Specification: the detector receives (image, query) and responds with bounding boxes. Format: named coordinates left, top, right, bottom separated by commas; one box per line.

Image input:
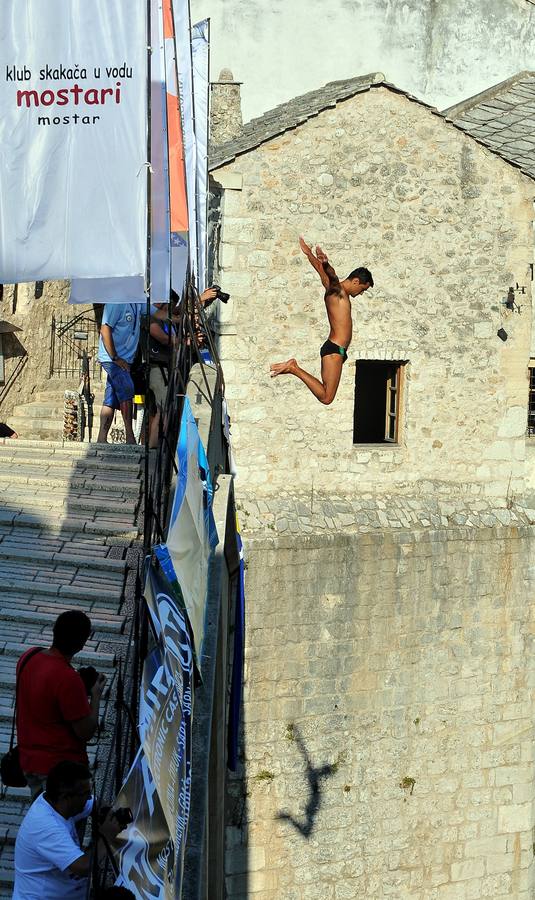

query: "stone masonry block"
left=498, top=803, right=532, bottom=833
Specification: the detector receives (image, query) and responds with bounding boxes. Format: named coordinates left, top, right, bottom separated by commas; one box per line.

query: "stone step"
left=1, top=576, right=122, bottom=605
left=0, top=438, right=144, bottom=458
left=0, top=571, right=124, bottom=594
left=6, top=426, right=67, bottom=442
left=0, top=615, right=126, bottom=648
left=0, top=607, right=125, bottom=635
left=0, top=640, right=116, bottom=669
left=0, top=514, right=140, bottom=544
left=0, top=594, right=125, bottom=621
left=10, top=398, right=106, bottom=419
left=0, top=796, right=31, bottom=831
left=1, top=586, right=122, bottom=611
left=0, top=470, right=141, bottom=496
left=0, top=448, right=143, bottom=475
left=34, top=383, right=105, bottom=399
left=0, top=532, right=116, bottom=556
left=9, top=415, right=74, bottom=431
left=0, top=872, right=14, bottom=894
left=0, top=545, right=126, bottom=572
left=0, top=487, right=139, bottom=516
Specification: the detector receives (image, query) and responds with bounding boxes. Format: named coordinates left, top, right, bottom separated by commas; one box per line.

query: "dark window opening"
left=528, top=368, right=535, bottom=436
left=353, top=360, right=405, bottom=444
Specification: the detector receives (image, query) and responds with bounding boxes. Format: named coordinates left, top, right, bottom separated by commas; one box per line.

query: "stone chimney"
left=210, top=68, right=243, bottom=145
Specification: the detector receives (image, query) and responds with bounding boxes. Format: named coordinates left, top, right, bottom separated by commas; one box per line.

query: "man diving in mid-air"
left=270, top=237, right=373, bottom=404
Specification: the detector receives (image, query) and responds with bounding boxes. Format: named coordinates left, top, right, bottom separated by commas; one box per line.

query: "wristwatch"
left=112, top=355, right=118, bottom=361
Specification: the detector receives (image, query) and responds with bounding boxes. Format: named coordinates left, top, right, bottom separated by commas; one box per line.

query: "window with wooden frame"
left=353, top=360, right=406, bottom=444
left=528, top=367, right=535, bottom=436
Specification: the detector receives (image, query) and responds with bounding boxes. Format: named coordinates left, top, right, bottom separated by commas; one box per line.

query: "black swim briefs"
left=320, top=339, right=348, bottom=363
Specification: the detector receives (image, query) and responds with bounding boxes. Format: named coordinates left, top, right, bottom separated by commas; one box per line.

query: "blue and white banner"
left=142, top=552, right=193, bottom=875
left=0, top=0, right=148, bottom=283
left=166, top=397, right=218, bottom=664
left=113, top=748, right=175, bottom=898
left=114, top=549, right=194, bottom=898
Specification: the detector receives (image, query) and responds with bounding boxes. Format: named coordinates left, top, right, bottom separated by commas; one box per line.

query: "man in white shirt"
left=13, top=760, right=126, bottom=900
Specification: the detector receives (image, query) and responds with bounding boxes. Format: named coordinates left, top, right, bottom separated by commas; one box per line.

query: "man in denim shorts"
left=97, top=303, right=141, bottom=444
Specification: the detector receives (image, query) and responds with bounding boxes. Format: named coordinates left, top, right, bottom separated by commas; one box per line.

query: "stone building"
left=445, top=70, right=535, bottom=501
left=209, top=74, right=534, bottom=502
left=208, top=76, right=535, bottom=899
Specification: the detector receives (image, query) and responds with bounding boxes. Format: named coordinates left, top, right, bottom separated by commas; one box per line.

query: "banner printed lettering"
left=141, top=554, right=194, bottom=890
left=0, top=1, right=147, bottom=282
left=113, top=748, right=175, bottom=899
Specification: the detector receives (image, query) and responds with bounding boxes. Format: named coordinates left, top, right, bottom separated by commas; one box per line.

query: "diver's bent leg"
left=270, top=355, right=343, bottom=405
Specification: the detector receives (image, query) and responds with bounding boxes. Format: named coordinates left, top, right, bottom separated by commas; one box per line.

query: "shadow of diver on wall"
left=276, top=724, right=337, bottom=839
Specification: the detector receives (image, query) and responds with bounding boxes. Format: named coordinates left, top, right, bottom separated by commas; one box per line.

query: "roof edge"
left=443, top=70, right=535, bottom=118
left=209, top=75, right=535, bottom=183
left=209, top=72, right=385, bottom=171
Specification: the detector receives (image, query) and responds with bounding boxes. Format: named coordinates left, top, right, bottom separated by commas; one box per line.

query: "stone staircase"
left=7, top=382, right=106, bottom=442
left=0, top=437, right=144, bottom=897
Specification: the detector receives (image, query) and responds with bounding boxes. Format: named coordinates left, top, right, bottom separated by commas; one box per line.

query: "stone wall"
left=526, top=441, right=535, bottom=498
left=0, top=281, right=92, bottom=420
left=191, top=0, right=535, bottom=121
left=211, top=86, right=533, bottom=500
left=227, top=521, right=535, bottom=899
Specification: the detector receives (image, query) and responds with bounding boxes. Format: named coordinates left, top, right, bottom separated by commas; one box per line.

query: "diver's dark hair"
left=347, top=267, right=373, bottom=287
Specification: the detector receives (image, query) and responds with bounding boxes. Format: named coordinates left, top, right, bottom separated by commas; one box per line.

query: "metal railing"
left=49, top=311, right=102, bottom=380
left=88, top=282, right=229, bottom=895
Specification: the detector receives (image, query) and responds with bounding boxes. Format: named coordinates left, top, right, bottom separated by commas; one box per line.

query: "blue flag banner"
left=114, top=552, right=195, bottom=898
left=113, top=747, right=176, bottom=898
left=166, top=397, right=218, bottom=665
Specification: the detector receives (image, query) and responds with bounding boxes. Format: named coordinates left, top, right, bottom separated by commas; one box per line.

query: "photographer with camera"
left=13, top=760, right=129, bottom=900
left=146, top=286, right=227, bottom=446
left=16, top=610, right=106, bottom=801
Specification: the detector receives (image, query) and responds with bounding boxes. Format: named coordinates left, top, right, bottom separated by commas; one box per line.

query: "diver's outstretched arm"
left=315, top=245, right=341, bottom=296
left=299, top=236, right=331, bottom=289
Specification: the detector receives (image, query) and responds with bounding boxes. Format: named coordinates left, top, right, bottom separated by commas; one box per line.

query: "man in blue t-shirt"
left=97, top=303, right=141, bottom=444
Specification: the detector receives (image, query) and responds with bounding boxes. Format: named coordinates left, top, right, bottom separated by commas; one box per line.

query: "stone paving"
left=0, top=438, right=144, bottom=897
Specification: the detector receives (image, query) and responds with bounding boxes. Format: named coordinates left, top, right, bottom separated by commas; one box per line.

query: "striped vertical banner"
left=163, top=0, right=189, bottom=297
left=150, top=0, right=171, bottom=303
left=173, top=0, right=198, bottom=286
left=192, top=19, right=209, bottom=293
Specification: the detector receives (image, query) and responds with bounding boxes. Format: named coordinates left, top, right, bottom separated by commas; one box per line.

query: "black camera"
left=78, top=666, right=98, bottom=694
left=98, top=805, right=133, bottom=831
left=113, top=807, right=134, bottom=830
left=212, top=284, right=230, bottom=304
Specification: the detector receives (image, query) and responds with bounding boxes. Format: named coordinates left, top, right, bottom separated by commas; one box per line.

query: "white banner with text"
left=0, top=0, right=148, bottom=283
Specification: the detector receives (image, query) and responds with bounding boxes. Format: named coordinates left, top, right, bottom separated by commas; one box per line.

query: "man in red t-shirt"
left=16, top=610, right=107, bottom=800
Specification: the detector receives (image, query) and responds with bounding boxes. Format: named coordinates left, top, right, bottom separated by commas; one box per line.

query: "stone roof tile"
left=445, top=71, right=535, bottom=179
left=210, top=72, right=386, bottom=169
left=210, top=72, right=535, bottom=182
